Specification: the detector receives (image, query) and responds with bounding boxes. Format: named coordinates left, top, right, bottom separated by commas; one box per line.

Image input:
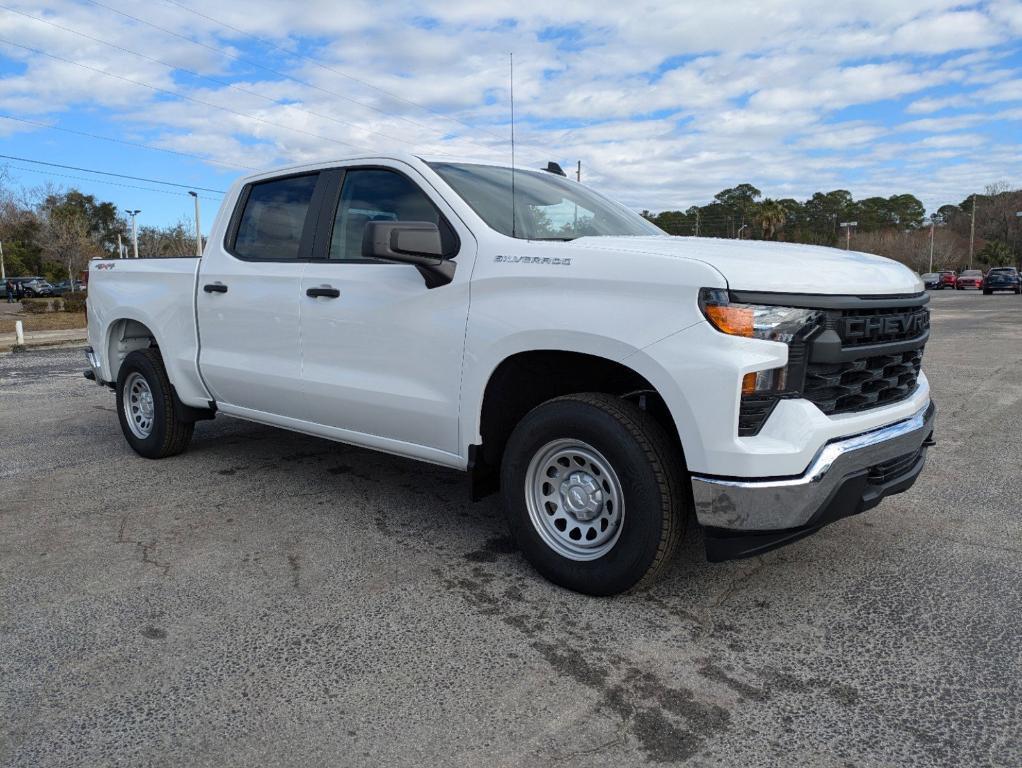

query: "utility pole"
left=968, top=196, right=976, bottom=269
left=116, top=233, right=123, bottom=259
left=127, top=210, right=141, bottom=259
left=695, top=209, right=700, bottom=237
left=840, top=221, right=858, bottom=250
left=928, top=219, right=935, bottom=273
left=188, top=192, right=203, bottom=257
left=576, top=160, right=581, bottom=182
left=1016, top=211, right=1022, bottom=270
left=0, top=239, right=5, bottom=280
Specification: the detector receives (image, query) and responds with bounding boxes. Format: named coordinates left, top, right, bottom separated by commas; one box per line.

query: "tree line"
left=2, top=172, right=1020, bottom=281
left=0, top=177, right=199, bottom=283
left=641, top=182, right=1022, bottom=273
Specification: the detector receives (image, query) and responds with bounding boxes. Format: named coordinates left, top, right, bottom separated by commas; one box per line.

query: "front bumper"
left=692, top=401, right=935, bottom=561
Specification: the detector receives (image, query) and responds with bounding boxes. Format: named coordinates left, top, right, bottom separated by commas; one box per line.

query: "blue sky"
left=1, top=0, right=1021, bottom=232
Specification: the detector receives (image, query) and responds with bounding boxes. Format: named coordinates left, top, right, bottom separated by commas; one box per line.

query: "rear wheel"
left=984, top=289, right=992, bottom=295
left=500, top=393, right=686, bottom=595
left=116, top=348, right=194, bottom=459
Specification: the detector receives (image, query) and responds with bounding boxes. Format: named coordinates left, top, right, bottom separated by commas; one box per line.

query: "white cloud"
left=0, top=0, right=1019, bottom=217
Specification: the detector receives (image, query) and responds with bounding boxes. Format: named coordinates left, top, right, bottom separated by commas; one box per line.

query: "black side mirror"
left=362, top=221, right=456, bottom=289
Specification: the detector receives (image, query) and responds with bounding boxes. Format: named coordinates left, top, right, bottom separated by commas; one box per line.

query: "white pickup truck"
left=86, top=153, right=935, bottom=595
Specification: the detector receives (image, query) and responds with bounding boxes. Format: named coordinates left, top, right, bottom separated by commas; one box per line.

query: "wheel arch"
left=104, top=316, right=159, bottom=383
left=468, top=346, right=687, bottom=499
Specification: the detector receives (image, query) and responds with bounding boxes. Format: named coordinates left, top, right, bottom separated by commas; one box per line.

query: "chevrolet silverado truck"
left=85, top=154, right=935, bottom=595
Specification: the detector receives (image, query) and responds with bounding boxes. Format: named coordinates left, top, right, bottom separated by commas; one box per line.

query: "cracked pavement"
left=1, top=291, right=1020, bottom=767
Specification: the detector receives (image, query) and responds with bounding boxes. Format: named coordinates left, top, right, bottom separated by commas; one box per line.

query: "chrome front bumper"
left=692, top=402, right=935, bottom=546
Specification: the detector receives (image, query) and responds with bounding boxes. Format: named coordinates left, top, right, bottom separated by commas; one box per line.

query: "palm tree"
left=758, top=199, right=787, bottom=240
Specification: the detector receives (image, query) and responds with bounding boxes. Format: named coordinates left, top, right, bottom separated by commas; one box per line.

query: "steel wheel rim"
left=123, top=372, right=155, bottom=439
left=524, top=439, right=625, bottom=561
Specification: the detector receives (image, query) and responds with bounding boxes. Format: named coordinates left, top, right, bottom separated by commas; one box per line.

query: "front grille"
left=733, top=292, right=929, bottom=435
left=803, top=347, right=923, bottom=415
left=867, top=447, right=924, bottom=485
left=836, top=306, right=929, bottom=347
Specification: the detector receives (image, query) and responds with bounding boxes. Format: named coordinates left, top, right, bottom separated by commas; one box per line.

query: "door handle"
left=203, top=283, right=228, bottom=294
left=306, top=286, right=340, bottom=299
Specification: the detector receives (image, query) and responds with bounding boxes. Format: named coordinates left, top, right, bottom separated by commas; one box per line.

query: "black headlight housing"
left=699, top=288, right=823, bottom=436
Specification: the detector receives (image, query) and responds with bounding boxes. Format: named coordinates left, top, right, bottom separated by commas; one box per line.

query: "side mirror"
left=362, top=221, right=456, bottom=289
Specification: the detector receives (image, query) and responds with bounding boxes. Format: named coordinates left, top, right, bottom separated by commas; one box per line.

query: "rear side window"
left=232, top=174, right=318, bottom=260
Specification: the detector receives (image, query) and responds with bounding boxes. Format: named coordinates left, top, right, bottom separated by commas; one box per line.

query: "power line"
left=0, top=3, right=429, bottom=152
left=158, top=0, right=505, bottom=141
left=82, top=0, right=497, bottom=148
left=0, top=113, right=260, bottom=171
left=0, top=154, right=225, bottom=192
left=2, top=164, right=222, bottom=200
left=0, top=37, right=371, bottom=153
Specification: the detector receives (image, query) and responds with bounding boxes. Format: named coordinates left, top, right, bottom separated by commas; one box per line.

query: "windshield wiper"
left=529, top=236, right=578, bottom=241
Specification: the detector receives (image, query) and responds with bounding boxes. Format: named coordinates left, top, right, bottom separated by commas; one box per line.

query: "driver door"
left=298, top=163, right=473, bottom=458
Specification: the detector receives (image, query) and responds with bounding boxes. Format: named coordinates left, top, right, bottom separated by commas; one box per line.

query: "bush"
left=62, top=292, right=87, bottom=313
left=21, top=298, right=53, bottom=314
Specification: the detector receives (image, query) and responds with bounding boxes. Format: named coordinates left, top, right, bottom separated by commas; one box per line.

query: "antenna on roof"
left=509, top=52, right=517, bottom=239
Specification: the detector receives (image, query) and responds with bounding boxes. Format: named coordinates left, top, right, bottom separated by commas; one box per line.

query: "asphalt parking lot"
left=1, top=290, right=1019, bottom=767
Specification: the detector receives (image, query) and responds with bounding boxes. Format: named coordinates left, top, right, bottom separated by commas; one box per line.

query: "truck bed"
left=86, top=258, right=210, bottom=407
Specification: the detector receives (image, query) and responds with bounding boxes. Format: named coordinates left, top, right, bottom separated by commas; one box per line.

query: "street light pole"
left=968, top=196, right=976, bottom=269
left=126, top=210, right=141, bottom=259
left=928, top=219, right=935, bottom=273
left=188, top=192, right=202, bottom=258
left=0, top=239, right=5, bottom=280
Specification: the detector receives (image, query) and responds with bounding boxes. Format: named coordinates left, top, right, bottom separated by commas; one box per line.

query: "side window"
left=232, top=174, right=318, bottom=260
left=328, top=169, right=455, bottom=261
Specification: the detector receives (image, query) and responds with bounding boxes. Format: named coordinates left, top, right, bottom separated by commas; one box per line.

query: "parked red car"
left=938, top=270, right=957, bottom=289
left=956, top=269, right=984, bottom=290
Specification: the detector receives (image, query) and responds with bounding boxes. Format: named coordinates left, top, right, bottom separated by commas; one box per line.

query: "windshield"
left=428, top=162, right=663, bottom=240
left=922, top=273, right=937, bottom=280
left=962, top=270, right=982, bottom=277
left=989, top=268, right=1016, bottom=275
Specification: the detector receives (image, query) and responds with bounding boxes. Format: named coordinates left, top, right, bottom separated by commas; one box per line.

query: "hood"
left=566, top=236, right=924, bottom=296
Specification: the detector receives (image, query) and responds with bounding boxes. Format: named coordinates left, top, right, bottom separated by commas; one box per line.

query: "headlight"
left=699, top=288, right=823, bottom=436
left=698, top=288, right=821, bottom=344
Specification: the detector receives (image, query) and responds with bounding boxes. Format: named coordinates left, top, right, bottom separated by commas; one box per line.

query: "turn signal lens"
left=742, top=368, right=787, bottom=395
left=741, top=372, right=757, bottom=395
left=704, top=305, right=754, bottom=338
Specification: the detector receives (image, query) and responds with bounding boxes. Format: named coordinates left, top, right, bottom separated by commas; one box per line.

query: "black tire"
left=500, top=393, right=687, bottom=596
left=116, top=348, right=194, bottom=459
left=984, top=290, right=992, bottom=295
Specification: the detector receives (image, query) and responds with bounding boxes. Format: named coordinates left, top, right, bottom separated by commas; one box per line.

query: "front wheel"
left=500, top=393, right=686, bottom=595
left=116, top=348, right=194, bottom=459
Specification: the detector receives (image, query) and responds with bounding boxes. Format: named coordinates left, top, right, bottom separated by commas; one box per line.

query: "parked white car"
left=86, top=153, right=935, bottom=594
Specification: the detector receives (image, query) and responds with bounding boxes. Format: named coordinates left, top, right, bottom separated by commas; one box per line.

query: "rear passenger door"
left=197, top=172, right=326, bottom=418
